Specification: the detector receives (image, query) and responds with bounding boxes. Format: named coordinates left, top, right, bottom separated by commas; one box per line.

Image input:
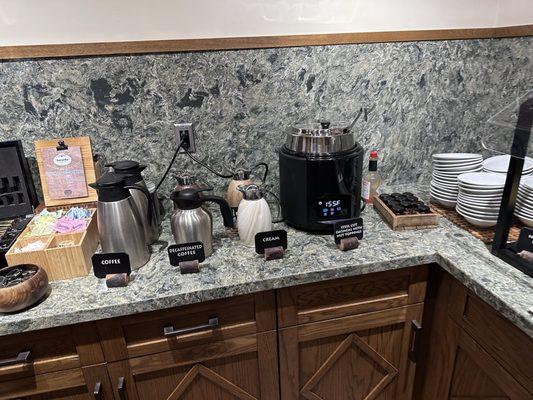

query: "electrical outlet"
left=174, top=123, right=196, bottom=153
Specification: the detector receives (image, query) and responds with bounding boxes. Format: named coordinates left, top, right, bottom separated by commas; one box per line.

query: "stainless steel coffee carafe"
left=170, top=187, right=234, bottom=257
left=89, top=172, right=152, bottom=269
left=107, top=160, right=161, bottom=244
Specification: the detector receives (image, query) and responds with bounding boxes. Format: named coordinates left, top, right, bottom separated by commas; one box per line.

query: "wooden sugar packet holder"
left=6, top=137, right=100, bottom=281
left=5, top=205, right=98, bottom=281
left=372, top=195, right=440, bottom=231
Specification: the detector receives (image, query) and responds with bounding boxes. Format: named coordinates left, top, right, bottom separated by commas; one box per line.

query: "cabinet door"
left=0, top=364, right=113, bottom=400
left=447, top=329, right=531, bottom=400
left=279, top=304, right=423, bottom=400
left=107, top=331, right=279, bottom=400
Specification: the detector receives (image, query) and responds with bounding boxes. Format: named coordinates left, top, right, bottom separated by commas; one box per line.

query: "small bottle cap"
left=370, top=150, right=378, bottom=159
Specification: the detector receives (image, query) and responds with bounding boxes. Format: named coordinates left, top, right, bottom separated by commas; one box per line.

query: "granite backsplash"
left=0, top=36, right=531, bottom=203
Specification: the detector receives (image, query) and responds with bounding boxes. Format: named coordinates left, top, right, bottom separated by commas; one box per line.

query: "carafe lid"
left=106, top=160, right=146, bottom=184
left=171, top=187, right=212, bottom=210
left=237, top=184, right=264, bottom=200
left=174, top=172, right=197, bottom=186
left=89, top=172, right=130, bottom=202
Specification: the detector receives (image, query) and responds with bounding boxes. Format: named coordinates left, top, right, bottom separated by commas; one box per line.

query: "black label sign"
left=92, top=252, right=131, bottom=278
left=168, top=242, right=205, bottom=266
left=516, top=227, right=533, bottom=252
left=255, top=230, right=288, bottom=254
left=334, top=218, right=364, bottom=244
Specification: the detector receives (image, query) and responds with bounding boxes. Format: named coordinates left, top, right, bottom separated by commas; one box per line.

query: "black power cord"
left=183, top=147, right=234, bottom=178
left=155, top=137, right=185, bottom=192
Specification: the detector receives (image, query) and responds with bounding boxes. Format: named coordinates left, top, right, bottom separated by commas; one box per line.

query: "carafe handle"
left=262, top=188, right=283, bottom=223
left=200, top=195, right=235, bottom=228
left=125, top=184, right=154, bottom=224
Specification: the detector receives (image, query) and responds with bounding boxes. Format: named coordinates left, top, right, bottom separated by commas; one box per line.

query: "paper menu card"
left=40, top=146, right=88, bottom=200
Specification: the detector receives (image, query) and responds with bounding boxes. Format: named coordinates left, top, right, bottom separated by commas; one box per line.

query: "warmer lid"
left=285, top=120, right=357, bottom=155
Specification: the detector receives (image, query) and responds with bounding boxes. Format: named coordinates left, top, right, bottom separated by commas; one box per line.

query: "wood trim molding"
left=1, top=24, right=532, bottom=60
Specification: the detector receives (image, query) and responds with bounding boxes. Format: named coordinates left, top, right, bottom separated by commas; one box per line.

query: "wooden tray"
left=373, top=195, right=440, bottom=230
left=430, top=202, right=522, bottom=244
left=5, top=208, right=98, bottom=281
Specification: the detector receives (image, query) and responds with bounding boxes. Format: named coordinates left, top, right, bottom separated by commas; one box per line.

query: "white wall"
left=0, top=0, right=532, bottom=46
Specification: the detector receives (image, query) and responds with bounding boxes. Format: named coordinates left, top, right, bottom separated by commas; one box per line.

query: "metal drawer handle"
left=408, top=320, right=422, bottom=362
left=164, top=316, right=219, bottom=337
left=117, top=376, right=126, bottom=400
left=93, top=381, right=102, bottom=400
left=0, top=350, right=31, bottom=367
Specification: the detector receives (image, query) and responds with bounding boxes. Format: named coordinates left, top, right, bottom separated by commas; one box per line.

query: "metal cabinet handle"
left=164, top=316, right=219, bottom=337
left=408, top=320, right=422, bottom=362
left=93, top=381, right=102, bottom=400
left=0, top=350, right=31, bottom=367
left=117, top=376, right=126, bottom=400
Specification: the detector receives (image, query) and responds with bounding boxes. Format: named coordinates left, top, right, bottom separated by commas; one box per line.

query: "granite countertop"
left=1, top=187, right=532, bottom=339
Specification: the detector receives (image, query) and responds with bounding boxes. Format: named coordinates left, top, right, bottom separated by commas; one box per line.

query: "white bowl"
left=434, top=162, right=483, bottom=172
left=459, top=187, right=504, bottom=196
left=517, top=214, right=533, bottom=227
left=433, top=153, right=483, bottom=161
left=457, top=196, right=502, bottom=208
left=483, top=155, right=533, bottom=174
left=430, top=189, right=457, bottom=201
left=430, top=195, right=456, bottom=209
left=460, top=213, right=498, bottom=228
left=456, top=204, right=499, bottom=219
left=457, top=201, right=500, bottom=214
left=457, top=172, right=506, bottom=187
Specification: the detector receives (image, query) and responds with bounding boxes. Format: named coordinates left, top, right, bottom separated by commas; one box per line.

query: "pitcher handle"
left=125, top=184, right=154, bottom=224
left=262, top=188, right=283, bottom=223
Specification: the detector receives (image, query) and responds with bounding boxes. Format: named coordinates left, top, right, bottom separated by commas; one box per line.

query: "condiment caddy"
left=5, top=206, right=98, bottom=281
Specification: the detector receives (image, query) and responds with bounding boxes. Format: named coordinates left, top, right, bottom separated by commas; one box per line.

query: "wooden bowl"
left=0, top=264, right=49, bottom=313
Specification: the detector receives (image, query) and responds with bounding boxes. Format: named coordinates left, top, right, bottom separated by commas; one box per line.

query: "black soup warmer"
left=279, top=121, right=364, bottom=232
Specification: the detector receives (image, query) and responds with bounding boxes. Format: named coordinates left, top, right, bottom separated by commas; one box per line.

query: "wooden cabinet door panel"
left=447, top=330, right=532, bottom=400
left=107, top=331, right=279, bottom=400
left=0, top=364, right=113, bottom=400
left=279, top=305, right=423, bottom=400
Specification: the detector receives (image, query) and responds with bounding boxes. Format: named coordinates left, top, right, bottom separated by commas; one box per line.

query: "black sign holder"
left=255, top=230, right=288, bottom=261
left=334, top=218, right=363, bottom=251
left=492, top=97, right=533, bottom=277
left=92, top=252, right=132, bottom=288
left=168, top=242, right=205, bottom=274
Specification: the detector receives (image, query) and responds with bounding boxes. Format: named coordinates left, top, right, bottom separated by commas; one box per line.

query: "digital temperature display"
left=316, top=196, right=350, bottom=220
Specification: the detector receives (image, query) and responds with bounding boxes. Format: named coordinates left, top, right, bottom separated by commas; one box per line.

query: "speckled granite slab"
left=0, top=186, right=531, bottom=339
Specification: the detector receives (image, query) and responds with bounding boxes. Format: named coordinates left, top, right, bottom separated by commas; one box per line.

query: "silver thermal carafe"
left=89, top=172, right=152, bottom=269
left=170, top=188, right=234, bottom=258
left=106, top=160, right=161, bottom=244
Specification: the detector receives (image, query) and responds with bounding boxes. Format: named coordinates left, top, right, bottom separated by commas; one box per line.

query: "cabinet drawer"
left=277, top=266, right=428, bottom=327
left=0, top=323, right=103, bottom=383
left=107, top=331, right=279, bottom=400
left=449, top=283, right=533, bottom=395
left=97, top=291, right=276, bottom=361
left=0, top=364, right=113, bottom=400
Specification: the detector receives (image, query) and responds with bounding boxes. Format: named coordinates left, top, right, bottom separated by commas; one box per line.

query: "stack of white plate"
left=430, top=153, right=483, bottom=208
left=456, top=172, right=506, bottom=228
left=516, top=175, right=533, bottom=227
left=483, top=155, right=533, bottom=175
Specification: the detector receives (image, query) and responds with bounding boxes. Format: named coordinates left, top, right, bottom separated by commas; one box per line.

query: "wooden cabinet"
left=279, top=305, right=424, bottom=400
left=0, top=364, right=114, bottom=400
left=3, top=265, right=533, bottom=400
left=106, top=332, right=279, bottom=399
left=277, top=267, right=428, bottom=400
left=417, top=270, right=533, bottom=400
